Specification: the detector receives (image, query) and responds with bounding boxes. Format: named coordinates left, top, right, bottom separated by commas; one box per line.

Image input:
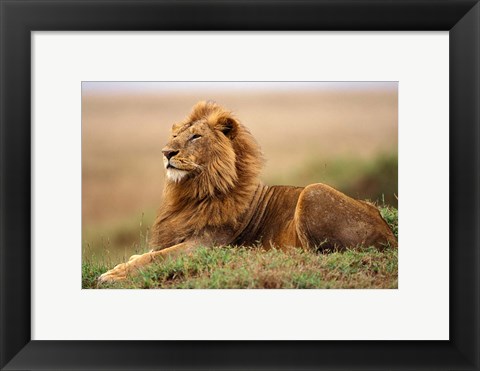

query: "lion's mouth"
left=166, top=160, right=183, bottom=170
left=164, top=158, right=199, bottom=173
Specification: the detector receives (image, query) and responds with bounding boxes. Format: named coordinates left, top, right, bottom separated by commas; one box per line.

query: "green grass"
left=267, top=153, right=398, bottom=208
left=84, top=205, right=398, bottom=289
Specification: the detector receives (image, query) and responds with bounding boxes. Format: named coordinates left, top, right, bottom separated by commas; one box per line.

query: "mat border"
left=1, top=1, right=479, bottom=370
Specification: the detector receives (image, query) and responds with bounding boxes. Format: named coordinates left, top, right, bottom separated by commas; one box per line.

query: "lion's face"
left=162, top=121, right=218, bottom=182
left=162, top=102, right=238, bottom=185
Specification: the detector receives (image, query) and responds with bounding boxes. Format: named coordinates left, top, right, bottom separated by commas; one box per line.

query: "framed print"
left=1, top=1, right=479, bottom=370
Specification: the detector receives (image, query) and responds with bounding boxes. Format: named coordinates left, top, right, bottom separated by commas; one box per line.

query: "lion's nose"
left=162, top=149, right=179, bottom=160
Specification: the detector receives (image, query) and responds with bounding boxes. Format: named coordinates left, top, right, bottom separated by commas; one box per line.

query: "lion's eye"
left=190, top=134, right=202, bottom=141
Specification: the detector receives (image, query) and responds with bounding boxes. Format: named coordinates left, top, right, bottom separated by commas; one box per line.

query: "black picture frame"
left=1, top=1, right=479, bottom=370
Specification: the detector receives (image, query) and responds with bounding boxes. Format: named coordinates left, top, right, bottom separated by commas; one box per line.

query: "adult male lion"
left=99, top=101, right=397, bottom=283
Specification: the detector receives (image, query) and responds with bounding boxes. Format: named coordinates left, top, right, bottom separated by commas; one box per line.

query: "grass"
left=84, top=205, right=398, bottom=289
left=267, top=153, right=398, bottom=208
left=82, top=210, right=155, bottom=263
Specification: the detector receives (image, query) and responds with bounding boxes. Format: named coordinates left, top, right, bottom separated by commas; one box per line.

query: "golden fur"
left=99, top=101, right=397, bottom=283
left=150, top=101, right=264, bottom=248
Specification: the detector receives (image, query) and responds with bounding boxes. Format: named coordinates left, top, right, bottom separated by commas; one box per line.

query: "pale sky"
left=82, top=81, right=398, bottom=94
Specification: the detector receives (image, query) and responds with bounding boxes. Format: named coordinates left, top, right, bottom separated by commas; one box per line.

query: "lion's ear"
left=216, top=116, right=238, bottom=140
left=201, top=102, right=239, bottom=140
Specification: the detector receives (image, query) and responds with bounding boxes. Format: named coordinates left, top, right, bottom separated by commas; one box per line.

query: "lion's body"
left=99, top=101, right=396, bottom=283
left=151, top=181, right=396, bottom=252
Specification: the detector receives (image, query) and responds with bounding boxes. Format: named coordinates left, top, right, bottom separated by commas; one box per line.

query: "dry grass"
left=82, top=89, right=397, bottom=223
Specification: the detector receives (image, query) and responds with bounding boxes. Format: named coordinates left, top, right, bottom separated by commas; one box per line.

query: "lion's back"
left=233, top=185, right=304, bottom=249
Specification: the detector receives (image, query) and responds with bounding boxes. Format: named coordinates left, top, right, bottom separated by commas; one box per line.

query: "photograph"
left=82, top=81, right=398, bottom=289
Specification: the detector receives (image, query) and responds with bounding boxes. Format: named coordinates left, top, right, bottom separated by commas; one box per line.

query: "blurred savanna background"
left=83, top=82, right=398, bottom=289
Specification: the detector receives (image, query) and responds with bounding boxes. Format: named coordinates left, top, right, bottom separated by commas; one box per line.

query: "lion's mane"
left=150, top=101, right=264, bottom=248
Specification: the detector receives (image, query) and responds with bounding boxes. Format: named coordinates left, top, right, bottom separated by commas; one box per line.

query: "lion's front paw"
left=97, top=252, right=154, bottom=286
left=97, top=262, right=129, bottom=284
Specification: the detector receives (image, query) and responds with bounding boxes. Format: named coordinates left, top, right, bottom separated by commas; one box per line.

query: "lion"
left=98, top=101, right=397, bottom=283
